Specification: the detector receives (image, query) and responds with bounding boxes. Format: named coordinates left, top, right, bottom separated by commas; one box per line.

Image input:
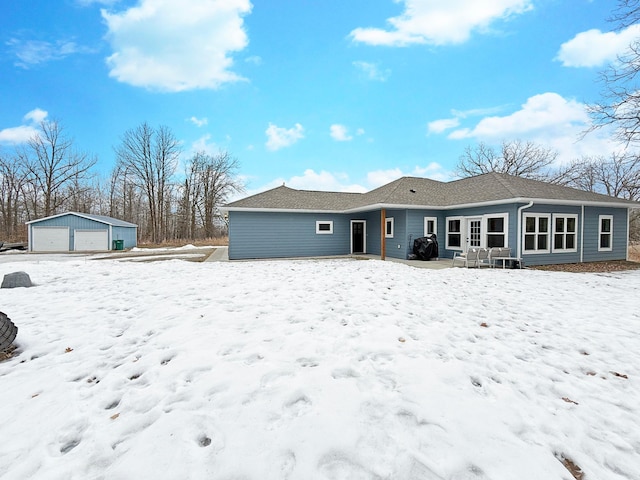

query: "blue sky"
left=1, top=0, right=636, bottom=196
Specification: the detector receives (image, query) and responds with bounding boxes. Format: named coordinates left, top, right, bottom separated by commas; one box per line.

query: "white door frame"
left=465, top=217, right=483, bottom=249
left=350, top=220, right=366, bottom=254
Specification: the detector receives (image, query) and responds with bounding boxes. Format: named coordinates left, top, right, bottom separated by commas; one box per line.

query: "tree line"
left=0, top=120, right=243, bottom=243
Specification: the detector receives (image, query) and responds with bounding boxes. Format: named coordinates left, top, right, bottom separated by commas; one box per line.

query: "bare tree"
left=180, top=151, right=243, bottom=239
left=0, top=151, right=29, bottom=240
left=114, top=123, right=180, bottom=243
left=562, top=152, right=640, bottom=200
left=456, top=140, right=559, bottom=180
left=588, top=1, right=640, bottom=145
left=19, top=120, right=97, bottom=217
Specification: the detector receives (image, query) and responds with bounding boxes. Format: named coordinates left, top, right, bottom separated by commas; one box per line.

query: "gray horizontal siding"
left=229, top=211, right=351, bottom=260
left=582, top=206, right=628, bottom=262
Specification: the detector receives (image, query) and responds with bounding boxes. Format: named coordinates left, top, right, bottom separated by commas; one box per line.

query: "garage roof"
left=26, top=212, right=138, bottom=227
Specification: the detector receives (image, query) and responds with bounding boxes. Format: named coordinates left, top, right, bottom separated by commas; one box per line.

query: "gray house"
left=222, top=172, right=639, bottom=266
left=27, top=212, right=138, bottom=252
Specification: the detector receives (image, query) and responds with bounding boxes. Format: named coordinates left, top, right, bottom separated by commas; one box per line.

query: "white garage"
left=27, top=212, right=138, bottom=252
left=31, top=227, right=69, bottom=252
left=74, top=230, right=109, bottom=251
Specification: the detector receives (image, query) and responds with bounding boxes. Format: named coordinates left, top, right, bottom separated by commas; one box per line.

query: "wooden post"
left=381, top=208, right=386, bottom=261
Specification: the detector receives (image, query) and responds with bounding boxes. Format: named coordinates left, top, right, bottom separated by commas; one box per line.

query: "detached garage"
left=27, top=212, right=137, bottom=252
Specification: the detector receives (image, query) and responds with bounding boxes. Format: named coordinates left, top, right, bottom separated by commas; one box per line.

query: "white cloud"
left=330, top=124, right=353, bottom=142
left=190, top=134, right=219, bottom=155
left=189, top=116, right=208, bottom=127
left=356, top=128, right=365, bottom=136
left=353, top=61, right=391, bottom=81
left=556, top=25, right=640, bottom=68
left=427, top=118, right=460, bottom=134
left=446, top=92, right=617, bottom=163
left=350, top=0, right=533, bottom=47
left=102, top=0, right=251, bottom=92
left=0, top=109, right=48, bottom=144
left=265, top=123, right=304, bottom=151
left=7, top=38, right=93, bottom=69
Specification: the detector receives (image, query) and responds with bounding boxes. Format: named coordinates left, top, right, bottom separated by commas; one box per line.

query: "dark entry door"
left=352, top=221, right=365, bottom=253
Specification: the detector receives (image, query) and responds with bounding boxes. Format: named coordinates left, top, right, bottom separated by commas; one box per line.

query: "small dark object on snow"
left=0, top=312, right=18, bottom=352
left=412, top=234, right=439, bottom=261
left=1, top=271, right=33, bottom=288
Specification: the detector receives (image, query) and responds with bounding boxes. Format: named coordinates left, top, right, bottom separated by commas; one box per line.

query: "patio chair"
left=488, top=247, right=514, bottom=268
left=452, top=247, right=481, bottom=267
left=477, top=247, right=491, bottom=268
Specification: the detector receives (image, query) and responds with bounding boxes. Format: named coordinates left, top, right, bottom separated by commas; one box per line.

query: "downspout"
left=516, top=202, right=534, bottom=259
left=626, top=207, right=631, bottom=261
left=381, top=208, right=386, bottom=261
left=580, top=205, right=585, bottom=263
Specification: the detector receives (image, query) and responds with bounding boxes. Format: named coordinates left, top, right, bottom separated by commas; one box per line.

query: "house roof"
left=26, top=211, right=138, bottom=227
left=223, top=172, right=639, bottom=212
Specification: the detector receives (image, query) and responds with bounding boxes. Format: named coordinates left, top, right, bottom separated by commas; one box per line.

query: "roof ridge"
left=490, top=172, right=520, bottom=197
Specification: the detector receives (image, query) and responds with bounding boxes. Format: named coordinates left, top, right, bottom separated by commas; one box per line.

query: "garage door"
left=75, top=230, right=109, bottom=251
left=31, top=227, right=69, bottom=252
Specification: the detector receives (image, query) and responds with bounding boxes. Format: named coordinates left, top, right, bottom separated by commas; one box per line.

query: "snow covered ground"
left=0, top=253, right=639, bottom=480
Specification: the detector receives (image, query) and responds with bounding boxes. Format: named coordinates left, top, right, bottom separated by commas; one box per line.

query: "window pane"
left=601, top=218, right=611, bottom=233
left=487, top=218, right=504, bottom=233
left=487, top=235, right=505, bottom=248
left=567, top=217, right=576, bottom=232
left=566, top=234, right=575, bottom=249
left=524, top=235, right=535, bottom=250
left=555, top=217, right=564, bottom=233
left=554, top=234, right=564, bottom=250
left=386, top=221, right=392, bottom=235
left=426, top=220, right=435, bottom=234
left=525, top=217, right=536, bottom=233
left=448, top=234, right=461, bottom=247
left=600, top=234, right=610, bottom=249
left=449, top=220, right=460, bottom=233
left=539, top=217, right=549, bottom=233
left=318, top=223, right=331, bottom=231
left=537, top=235, right=547, bottom=250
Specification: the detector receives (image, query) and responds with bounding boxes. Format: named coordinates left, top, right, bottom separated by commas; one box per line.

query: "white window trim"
left=424, top=216, right=437, bottom=237
left=316, top=220, right=333, bottom=235
left=523, top=213, right=551, bottom=254
left=598, top=215, right=613, bottom=252
left=445, top=216, right=463, bottom=250
left=552, top=214, right=578, bottom=253
left=485, top=213, right=509, bottom=249
left=385, top=217, right=394, bottom=238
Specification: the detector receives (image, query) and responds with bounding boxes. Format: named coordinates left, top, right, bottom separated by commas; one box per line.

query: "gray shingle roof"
left=224, top=172, right=639, bottom=211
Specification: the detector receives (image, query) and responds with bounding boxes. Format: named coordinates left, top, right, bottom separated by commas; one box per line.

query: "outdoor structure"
left=222, top=172, right=639, bottom=266
left=26, top=212, right=138, bottom=252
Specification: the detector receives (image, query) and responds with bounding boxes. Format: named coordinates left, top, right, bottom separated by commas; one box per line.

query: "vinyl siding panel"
left=406, top=210, right=443, bottom=259
left=518, top=204, right=582, bottom=266
left=442, top=204, right=518, bottom=260
left=228, top=211, right=351, bottom=260
left=582, top=206, right=628, bottom=262
left=112, top=226, right=138, bottom=249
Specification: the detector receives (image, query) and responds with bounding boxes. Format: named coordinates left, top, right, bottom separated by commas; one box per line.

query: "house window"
left=552, top=214, right=578, bottom=252
left=523, top=214, right=550, bottom=253
left=598, top=215, right=613, bottom=251
left=486, top=215, right=507, bottom=248
left=446, top=217, right=462, bottom=249
left=424, top=217, right=437, bottom=237
left=316, top=221, right=333, bottom=234
left=385, top=217, right=394, bottom=238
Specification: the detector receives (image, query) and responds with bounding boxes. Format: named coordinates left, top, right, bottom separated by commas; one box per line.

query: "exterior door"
left=351, top=221, right=366, bottom=254
left=466, top=218, right=482, bottom=248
